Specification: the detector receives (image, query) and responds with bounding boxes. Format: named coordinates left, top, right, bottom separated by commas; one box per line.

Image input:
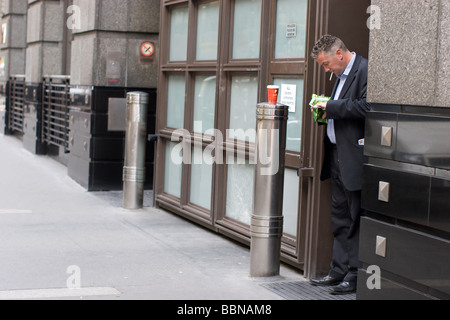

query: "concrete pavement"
left=0, top=134, right=306, bottom=300
left=0, top=134, right=358, bottom=302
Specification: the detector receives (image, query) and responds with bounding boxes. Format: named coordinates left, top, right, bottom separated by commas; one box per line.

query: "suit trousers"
left=329, top=145, right=363, bottom=283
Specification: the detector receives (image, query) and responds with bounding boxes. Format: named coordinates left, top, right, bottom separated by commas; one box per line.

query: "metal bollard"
left=123, top=92, right=148, bottom=209
left=250, top=102, right=289, bottom=277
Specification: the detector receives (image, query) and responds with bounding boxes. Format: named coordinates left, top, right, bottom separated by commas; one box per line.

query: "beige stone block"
left=367, top=0, right=441, bottom=107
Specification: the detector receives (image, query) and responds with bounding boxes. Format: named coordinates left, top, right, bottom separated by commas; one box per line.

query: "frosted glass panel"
left=193, top=75, right=216, bottom=134
left=166, top=75, right=186, bottom=129
left=232, top=0, right=262, bottom=59
left=274, top=0, right=307, bottom=59
left=282, top=168, right=299, bottom=236
left=225, top=155, right=255, bottom=225
left=228, top=75, right=258, bottom=143
left=190, top=146, right=213, bottom=210
left=273, top=78, right=303, bottom=152
left=169, top=7, right=189, bottom=61
left=164, top=141, right=183, bottom=198
left=196, top=1, right=220, bottom=61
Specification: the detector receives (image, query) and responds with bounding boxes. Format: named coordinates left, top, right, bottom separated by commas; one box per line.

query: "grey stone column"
left=0, top=0, right=27, bottom=82
left=70, top=0, right=159, bottom=88
left=25, top=0, right=65, bottom=83
left=367, top=0, right=449, bottom=108
left=21, top=0, right=66, bottom=154
left=67, top=0, right=160, bottom=191
left=0, top=0, right=28, bottom=134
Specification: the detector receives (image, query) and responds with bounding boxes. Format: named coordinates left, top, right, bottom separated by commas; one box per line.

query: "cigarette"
left=329, top=73, right=333, bottom=81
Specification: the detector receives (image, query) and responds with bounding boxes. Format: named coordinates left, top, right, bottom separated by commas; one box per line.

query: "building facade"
left=0, top=0, right=448, bottom=299
left=0, top=0, right=160, bottom=190
left=153, top=0, right=370, bottom=278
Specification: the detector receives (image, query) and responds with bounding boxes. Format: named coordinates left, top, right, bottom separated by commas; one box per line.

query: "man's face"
left=316, top=49, right=346, bottom=76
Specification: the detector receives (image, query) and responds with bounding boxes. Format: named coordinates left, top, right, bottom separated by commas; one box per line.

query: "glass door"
left=268, top=0, right=308, bottom=261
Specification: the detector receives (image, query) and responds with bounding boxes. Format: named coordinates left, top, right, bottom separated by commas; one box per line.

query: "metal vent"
left=7, top=75, right=26, bottom=134
left=260, top=281, right=356, bottom=300
left=42, top=76, right=71, bottom=152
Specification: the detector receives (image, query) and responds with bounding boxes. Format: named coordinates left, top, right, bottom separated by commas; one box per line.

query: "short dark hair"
left=311, top=34, right=348, bottom=59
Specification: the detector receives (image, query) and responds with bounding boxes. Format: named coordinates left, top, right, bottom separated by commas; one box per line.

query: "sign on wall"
left=140, top=41, right=156, bottom=64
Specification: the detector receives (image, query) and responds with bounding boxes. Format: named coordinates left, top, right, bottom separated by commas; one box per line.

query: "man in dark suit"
left=309, top=35, right=371, bottom=294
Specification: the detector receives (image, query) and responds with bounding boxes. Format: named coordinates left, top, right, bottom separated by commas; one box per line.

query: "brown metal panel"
left=362, top=164, right=431, bottom=227
left=359, top=217, right=450, bottom=297
left=356, top=269, right=436, bottom=300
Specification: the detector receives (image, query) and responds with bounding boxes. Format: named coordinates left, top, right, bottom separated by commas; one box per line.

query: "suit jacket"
left=320, top=54, right=371, bottom=191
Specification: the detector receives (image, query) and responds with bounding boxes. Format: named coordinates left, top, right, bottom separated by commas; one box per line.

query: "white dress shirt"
left=327, top=52, right=356, bottom=144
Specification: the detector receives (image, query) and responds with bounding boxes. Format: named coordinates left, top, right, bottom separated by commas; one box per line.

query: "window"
left=273, top=78, right=304, bottom=152
left=164, top=141, right=183, bottom=198
left=274, top=0, right=308, bottom=59
left=282, top=168, right=300, bottom=236
left=232, top=0, right=262, bottom=60
left=169, top=6, right=189, bottom=62
left=225, top=155, right=254, bottom=224
left=193, top=75, right=216, bottom=134
left=190, top=146, right=213, bottom=210
left=228, top=75, right=258, bottom=143
left=196, top=1, right=220, bottom=61
left=166, top=75, right=186, bottom=129
left=157, top=0, right=309, bottom=247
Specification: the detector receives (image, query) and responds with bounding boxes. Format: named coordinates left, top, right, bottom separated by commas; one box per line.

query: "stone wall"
left=367, top=0, right=449, bottom=108
left=0, top=0, right=28, bottom=83
left=70, top=0, right=160, bottom=88
left=25, top=0, right=65, bottom=83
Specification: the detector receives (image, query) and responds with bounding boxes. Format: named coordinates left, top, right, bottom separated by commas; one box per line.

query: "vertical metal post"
left=250, top=103, right=289, bottom=277
left=123, top=92, right=148, bottom=209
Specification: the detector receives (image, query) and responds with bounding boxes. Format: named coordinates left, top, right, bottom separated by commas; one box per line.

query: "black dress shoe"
left=328, top=281, right=356, bottom=295
left=310, top=274, right=343, bottom=286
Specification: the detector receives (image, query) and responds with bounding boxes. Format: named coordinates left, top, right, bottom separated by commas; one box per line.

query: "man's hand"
left=311, top=102, right=327, bottom=119
left=316, top=102, right=327, bottom=110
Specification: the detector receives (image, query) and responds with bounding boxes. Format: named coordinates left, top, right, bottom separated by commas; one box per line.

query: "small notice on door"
left=286, top=24, right=297, bottom=38
left=280, top=84, right=296, bottom=113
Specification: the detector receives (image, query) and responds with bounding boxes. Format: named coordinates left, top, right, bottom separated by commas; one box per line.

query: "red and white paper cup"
left=267, top=85, right=280, bottom=104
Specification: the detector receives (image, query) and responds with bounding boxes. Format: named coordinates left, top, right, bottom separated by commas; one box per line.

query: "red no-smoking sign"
left=140, top=42, right=155, bottom=57
left=140, top=41, right=156, bottom=64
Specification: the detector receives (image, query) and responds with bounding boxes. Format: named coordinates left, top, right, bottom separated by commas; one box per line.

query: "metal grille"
left=7, top=75, right=26, bottom=133
left=260, top=280, right=356, bottom=300
left=42, top=75, right=71, bottom=151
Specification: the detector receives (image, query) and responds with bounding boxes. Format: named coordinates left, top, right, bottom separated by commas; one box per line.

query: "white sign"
left=286, top=24, right=297, bottom=38
left=280, top=84, right=296, bottom=113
